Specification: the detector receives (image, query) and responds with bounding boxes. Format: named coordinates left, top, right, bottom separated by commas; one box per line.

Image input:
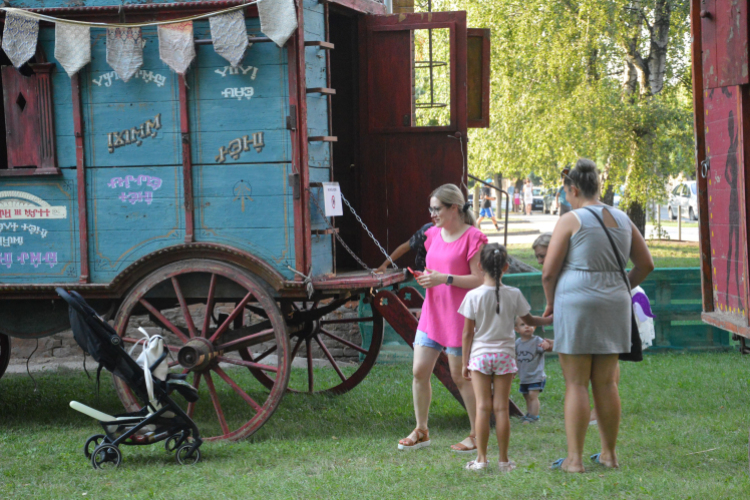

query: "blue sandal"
left=590, top=453, right=602, bottom=464
left=550, top=458, right=565, bottom=470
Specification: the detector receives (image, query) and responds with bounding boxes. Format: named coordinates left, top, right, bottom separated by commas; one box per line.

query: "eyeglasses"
left=428, top=205, right=445, bottom=215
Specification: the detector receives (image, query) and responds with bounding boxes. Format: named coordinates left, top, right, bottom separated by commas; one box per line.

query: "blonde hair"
left=430, top=183, right=477, bottom=226
left=532, top=232, right=552, bottom=250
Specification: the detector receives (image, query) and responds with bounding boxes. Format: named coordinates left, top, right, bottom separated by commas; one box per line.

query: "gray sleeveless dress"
left=553, top=205, right=633, bottom=355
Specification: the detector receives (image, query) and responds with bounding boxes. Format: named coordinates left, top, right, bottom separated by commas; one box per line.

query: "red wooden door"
left=704, top=85, right=749, bottom=321
left=700, top=0, right=748, bottom=89
left=357, top=11, right=468, bottom=266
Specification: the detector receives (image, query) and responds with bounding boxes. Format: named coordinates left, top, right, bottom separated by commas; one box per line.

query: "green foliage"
left=423, top=0, right=695, bottom=207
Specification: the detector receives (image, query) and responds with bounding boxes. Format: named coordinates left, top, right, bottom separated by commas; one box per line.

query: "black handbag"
left=583, top=207, right=643, bottom=362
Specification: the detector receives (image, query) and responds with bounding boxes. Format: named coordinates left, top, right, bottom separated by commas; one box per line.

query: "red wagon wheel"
left=241, top=297, right=384, bottom=395
left=113, top=259, right=290, bottom=442
left=0, top=333, right=9, bottom=380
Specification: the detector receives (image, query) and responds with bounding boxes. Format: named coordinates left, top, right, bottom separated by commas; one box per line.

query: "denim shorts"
left=519, top=379, right=546, bottom=394
left=414, top=330, right=462, bottom=357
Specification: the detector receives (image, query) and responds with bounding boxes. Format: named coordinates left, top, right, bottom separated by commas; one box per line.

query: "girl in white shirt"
left=459, top=243, right=551, bottom=472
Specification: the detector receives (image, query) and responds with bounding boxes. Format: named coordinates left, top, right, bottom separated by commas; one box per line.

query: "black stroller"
left=56, top=288, right=203, bottom=469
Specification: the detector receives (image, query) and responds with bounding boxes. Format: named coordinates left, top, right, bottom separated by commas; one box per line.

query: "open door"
left=357, top=11, right=468, bottom=266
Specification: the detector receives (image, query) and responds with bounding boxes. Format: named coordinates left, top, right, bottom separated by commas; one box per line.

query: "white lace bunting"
left=258, top=0, right=298, bottom=48
left=209, top=10, right=248, bottom=67
left=106, top=27, right=144, bottom=82
left=55, top=23, right=91, bottom=77
left=2, top=11, right=39, bottom=68
left=158, top=21, right=196, bottom=75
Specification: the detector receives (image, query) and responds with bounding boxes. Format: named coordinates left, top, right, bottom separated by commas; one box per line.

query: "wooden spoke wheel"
left=113, top=260, right=291, bottom=442
left=242, top=297, right=384, bottom=395
left=0, top=333, right=9, bottom=380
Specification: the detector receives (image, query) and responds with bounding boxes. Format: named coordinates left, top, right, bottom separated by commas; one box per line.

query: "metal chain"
left=308, top=191, right=376, bottom=273
left=340, top=193, right=398, bottom=269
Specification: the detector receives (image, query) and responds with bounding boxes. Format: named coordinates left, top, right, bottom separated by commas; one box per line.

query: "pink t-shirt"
left=417, top=225, right=487, bottom=348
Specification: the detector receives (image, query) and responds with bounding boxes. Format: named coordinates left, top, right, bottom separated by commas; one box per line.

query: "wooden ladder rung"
left=304, top=41, right=335, bottom=50
left=312, top=228, right=340, bottom=235
left=308, top=136, right=338, bottom=142
left=306, top=87, right=336, bottom=95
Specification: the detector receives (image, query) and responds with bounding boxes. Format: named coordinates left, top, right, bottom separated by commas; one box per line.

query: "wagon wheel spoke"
left=187, top=372, right=202, bottom=419
left=213, top=366, right=262, bottom=413
left=139, top=298, right=190, bottom=344
left=290, top=336, right=304, bottom=360
left=313, top=334, right=346, bottom=382
left=306, top=339, right=314, bottom=393
left=215, top=355, right=278, bottom=373
left=213, top=324, right=274, bottom=352
left=203, top=370, right=230, bottom=436
left=202, top=274, right=218, bottom=337
left=319, top=328, right=369, bottom=354
left=208, top=291, right=254, bottom=343
left=172, top=276, right=198, bottom=338
left=254, top=345, right=277, bottom=363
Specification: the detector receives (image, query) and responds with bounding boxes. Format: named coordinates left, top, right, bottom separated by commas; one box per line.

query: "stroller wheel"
left=175, top=443, right=201, bottom=465
left=165, top=434, right=183, bottom=453
left=91, top=444, right=122, bottom=470
left=84, top=434, right=107, bottom=459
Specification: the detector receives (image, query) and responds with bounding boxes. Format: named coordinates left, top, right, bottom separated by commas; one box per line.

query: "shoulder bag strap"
left=582, top=206, right=631, bottom=292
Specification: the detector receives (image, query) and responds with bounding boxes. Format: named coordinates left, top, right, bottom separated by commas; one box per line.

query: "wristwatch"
left=445, top=275, right=454, bottom=286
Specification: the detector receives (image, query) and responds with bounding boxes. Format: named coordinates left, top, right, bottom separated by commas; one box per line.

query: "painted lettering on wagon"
left=108, top=175, right=163, bottom=191
left=0, top=191, right=67, bottom=220
left=215, top=65, right=259, bottom=80
left=92, top=70, right=167, bottom=88
left=0, top=237, right=23, bottom=247
left=0, top=252, right=58, bottom=269
left=107, top=114, right=162, bottom=154
left=216, top=133, right=265, bottom=163
left=222, top=87, right=254, bottom=101
left=0, top=223, right=48, bottom=239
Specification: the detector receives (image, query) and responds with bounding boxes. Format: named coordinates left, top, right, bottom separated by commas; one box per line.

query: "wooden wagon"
left=0, top=0, right=494, bottom=440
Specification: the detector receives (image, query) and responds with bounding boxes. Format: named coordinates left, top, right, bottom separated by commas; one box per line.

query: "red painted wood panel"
left=358, top=12, right=468, bottom=267
left=2, top=67, right=41, bottom=168
left=701, top=0, right=719, bottom=88
left=716, top=0, right=748, bottom=87
left=705, top=85, right=747, bottom=318
left=366, top=29, right=413, bottom=131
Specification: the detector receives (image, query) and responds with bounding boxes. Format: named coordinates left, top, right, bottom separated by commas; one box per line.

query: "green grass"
left=2, top=353, right=750, bottom=499
left=509, top=240, right=700, bottom=271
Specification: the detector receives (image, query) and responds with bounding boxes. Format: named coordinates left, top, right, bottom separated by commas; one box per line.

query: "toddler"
left=459, top=243, right=552, bottom=472
left=514, top=318, right=553, bottom=423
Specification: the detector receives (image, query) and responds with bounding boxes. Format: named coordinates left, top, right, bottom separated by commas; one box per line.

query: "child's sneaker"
left=521, top=415, right=540, bottom=424
left=498, top=461, right=517, bottom=472
left=465, top=460, right=489, bottom=471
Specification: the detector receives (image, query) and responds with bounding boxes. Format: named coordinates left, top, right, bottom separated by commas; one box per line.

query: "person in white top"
left=458, top=243, right=552, bottom=472
left=523, top=179, right=534, bottom=216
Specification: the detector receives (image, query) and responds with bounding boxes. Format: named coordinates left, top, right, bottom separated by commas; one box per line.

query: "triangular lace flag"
left=258, top=0, right=298, bottom=48
left=209, top=10, right=248, bottom=67
left=55, top=23, right=91, bottom=77
left=2, top=11, right=39, bottom=68
left=158, top=21, right=195, bottom=75
left=106, top=27, right=144, bottom=82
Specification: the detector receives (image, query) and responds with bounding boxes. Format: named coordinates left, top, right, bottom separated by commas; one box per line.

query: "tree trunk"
left=601, top=183, right=615, bottom=207
left=627, top=200, right=647, bottom=235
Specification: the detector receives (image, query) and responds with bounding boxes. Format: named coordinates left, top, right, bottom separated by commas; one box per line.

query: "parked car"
left=531, top=188, right=545, bottom=212
left=543, top=187, right=559, bottom=214
left=667, top=181, right=698, bottom=221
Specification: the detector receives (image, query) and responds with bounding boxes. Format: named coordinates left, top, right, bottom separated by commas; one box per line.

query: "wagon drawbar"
left=0, top=0, right=502, bottom=440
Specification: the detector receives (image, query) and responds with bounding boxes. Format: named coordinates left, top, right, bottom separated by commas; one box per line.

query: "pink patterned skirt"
left=468, top=352, right=518, bottom=376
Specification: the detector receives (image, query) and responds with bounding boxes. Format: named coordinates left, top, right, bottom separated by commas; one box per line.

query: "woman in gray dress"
left=542, top=159, right=654, bottom=473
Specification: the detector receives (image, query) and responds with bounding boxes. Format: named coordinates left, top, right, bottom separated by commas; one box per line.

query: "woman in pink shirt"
left=398, top=184, right=487, bottom=453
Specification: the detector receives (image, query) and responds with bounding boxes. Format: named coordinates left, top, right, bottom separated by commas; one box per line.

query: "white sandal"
left=465, top=460, right=489, bottom=471
left=397, top=428, right=431, bottom=451
left=498, top=461, right=517, bottom=472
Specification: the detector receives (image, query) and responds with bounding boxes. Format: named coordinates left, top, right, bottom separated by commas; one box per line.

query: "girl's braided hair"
left=480, top=243, right=508, bottom=314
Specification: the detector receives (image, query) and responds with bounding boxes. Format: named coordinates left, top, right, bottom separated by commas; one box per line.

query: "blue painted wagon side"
left=0, top=11, right=317, bottom=285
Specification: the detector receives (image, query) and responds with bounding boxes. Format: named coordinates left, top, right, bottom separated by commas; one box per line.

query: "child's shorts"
left=519, top=379, right=546, bottom=394
left=468, top=353, right=518, bottom=376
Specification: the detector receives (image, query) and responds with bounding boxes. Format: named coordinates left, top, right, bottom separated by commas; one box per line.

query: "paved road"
left=480, top=206, right=699, bottom=246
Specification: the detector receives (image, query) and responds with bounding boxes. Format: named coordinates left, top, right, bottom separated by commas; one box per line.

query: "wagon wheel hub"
left=178, top=337, right=217, bottom=371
